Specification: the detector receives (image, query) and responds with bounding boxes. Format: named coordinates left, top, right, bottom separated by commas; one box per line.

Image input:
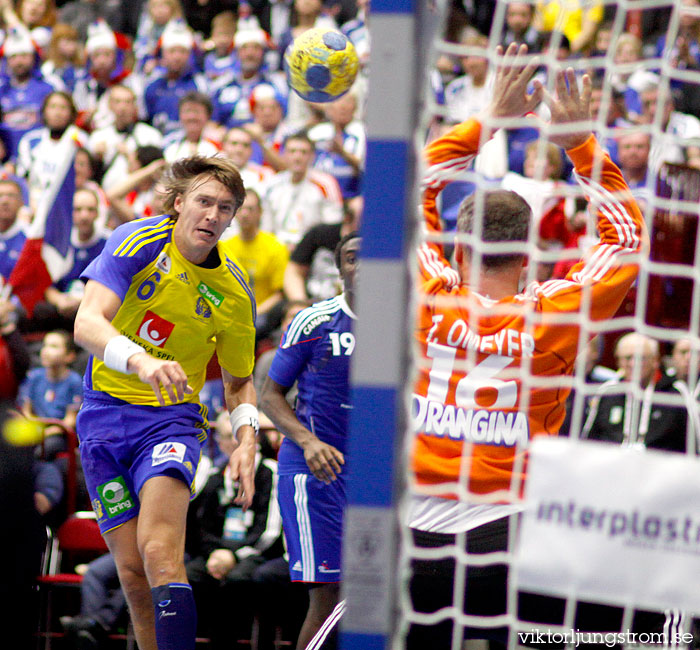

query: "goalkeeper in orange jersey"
left=407, top=43, right=653, bottom=647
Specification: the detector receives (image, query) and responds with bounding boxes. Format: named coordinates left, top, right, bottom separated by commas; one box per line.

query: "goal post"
left=340, top=0, right=431, bottom=648
left=341, top=0, right=700, bottom=648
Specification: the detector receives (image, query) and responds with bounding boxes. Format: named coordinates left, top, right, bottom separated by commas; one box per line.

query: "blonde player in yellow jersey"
left=408, top=45, right=650, bottom=647
left=74, top=156, right=258, bottom=650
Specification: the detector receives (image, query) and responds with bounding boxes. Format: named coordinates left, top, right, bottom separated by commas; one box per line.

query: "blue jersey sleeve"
left=80, top=216, right=171, bottom=300
left=267, top=312, right=317, bottom=388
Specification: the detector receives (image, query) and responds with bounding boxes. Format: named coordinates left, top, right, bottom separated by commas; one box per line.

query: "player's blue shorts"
left=78, top=389, right=208, bottom=535
left=278, top=473, right=346, bottom=583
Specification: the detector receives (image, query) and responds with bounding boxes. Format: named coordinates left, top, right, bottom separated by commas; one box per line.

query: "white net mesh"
left=396, top=0, right=700, bottom=647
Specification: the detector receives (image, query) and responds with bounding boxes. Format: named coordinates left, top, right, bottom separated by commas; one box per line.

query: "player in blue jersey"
left=260, top=231, right=360, bottom=650
left=73, top=156, right=260, bottom=650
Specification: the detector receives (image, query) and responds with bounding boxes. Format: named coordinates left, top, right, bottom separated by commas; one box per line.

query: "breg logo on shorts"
left=97, top=476, right=134, bottom=519
left=137, top=310, right=175, bottom=347
left=152, top=441, right=186, bottom=467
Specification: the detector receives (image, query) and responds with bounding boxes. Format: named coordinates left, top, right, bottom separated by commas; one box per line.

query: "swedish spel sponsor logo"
left=97, top=476, right=134, bottom=519
left=198, top=282, right=224, bottom=307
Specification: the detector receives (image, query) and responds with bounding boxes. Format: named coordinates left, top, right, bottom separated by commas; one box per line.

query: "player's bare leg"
left=297, top=583, right=340, bottom=650
left=105, top=519, right=157, bottom=650
left=137, top=475, right=195, bottom=650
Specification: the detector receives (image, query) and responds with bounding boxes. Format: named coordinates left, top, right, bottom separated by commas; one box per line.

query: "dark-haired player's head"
left=335, top=231, right=361, bottom=305
left=456, top=190, right=531, bottom=270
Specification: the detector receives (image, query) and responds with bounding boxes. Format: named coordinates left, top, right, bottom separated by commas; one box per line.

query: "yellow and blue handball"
left=285, top=27, right=359, bottom=103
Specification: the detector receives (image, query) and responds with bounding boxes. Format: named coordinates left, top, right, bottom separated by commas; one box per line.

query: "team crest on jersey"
left=195, top=297, right=212, bottom=319
left=137, top=310, right=175, bottom=347
left=152, top=441, right=186, bottom=466
left=155, top=252, right=171, bottom=274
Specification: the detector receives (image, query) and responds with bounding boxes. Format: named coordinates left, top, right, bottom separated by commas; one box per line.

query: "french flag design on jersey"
left=9, top=129, right=78, bottom=316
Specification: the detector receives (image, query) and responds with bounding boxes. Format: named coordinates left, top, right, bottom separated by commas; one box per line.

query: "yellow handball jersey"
left=81, top=215, right=257, bottom=406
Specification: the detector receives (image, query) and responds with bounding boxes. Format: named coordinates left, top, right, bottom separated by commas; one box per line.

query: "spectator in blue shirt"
left=18, top=329, right=83, bottom=457
left=144, top=18, right=209, bottom=135
left=0, top=25, right=58, bottom=159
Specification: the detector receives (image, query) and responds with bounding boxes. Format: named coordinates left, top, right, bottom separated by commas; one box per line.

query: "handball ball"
left=285, top=27, right=359, bottom=103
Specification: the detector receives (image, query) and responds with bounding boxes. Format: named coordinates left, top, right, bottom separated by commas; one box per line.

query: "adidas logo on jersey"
left=291, top=561, right=302, bottom=572
left=176, top=272, right=190, bottom=284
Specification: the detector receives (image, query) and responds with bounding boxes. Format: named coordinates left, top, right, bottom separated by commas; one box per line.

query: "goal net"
left=376, top=0, right=700, bottom=648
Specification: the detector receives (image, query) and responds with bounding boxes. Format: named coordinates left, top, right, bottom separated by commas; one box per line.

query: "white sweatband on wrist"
left=103, top=335, right=146, bottom=374
left=229, top=403, right=259, bottom=441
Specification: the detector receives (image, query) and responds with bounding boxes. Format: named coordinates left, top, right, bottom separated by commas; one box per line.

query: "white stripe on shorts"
left=294, top=474, right=315, bottom=582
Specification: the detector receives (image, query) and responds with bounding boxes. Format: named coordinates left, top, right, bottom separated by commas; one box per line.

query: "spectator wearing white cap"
left=0, top=24, right=61, bottom=160
left=0, top=0, right=55, bottom=51
left=212, top=27, right=287, bottom=129
left=144, top=18, right=209, bottom=136
left=72, top=20, right=145, bottom=132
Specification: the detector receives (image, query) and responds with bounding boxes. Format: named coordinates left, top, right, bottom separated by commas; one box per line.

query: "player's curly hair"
left=457, top=190, right=531, bottom=269
left=162, top=156, right=246, bottom=217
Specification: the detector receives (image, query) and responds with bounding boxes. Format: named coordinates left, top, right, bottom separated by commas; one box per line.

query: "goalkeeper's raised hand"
left=542, top=68, right=593, bottom=151
left=486, top=42, right=543, bottom=121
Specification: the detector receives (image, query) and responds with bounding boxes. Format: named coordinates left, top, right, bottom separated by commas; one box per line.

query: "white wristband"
left=103, top=335, right=146, bottom=374
left=229, top=403, right=259, bottom=442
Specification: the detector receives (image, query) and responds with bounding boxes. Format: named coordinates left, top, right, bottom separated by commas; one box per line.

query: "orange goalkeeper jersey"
left=411, top=118, right=647, bottom=499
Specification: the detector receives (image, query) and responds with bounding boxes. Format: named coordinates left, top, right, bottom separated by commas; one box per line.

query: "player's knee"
left=140, top=538, right=181, bottom=583
left=116, top=560, right=149, bottom=598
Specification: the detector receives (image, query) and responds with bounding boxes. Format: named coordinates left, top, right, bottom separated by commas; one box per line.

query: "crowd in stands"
left=0, top=0, right=698, bottom=647
left=438, top=1, right=700, bottom=332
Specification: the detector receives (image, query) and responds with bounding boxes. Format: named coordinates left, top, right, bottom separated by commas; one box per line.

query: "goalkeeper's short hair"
left=457, top=189, right=531, bottom=269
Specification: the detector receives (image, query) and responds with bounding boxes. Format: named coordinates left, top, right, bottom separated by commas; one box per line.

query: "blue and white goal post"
left=340, top=0, right=438, bottom=649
